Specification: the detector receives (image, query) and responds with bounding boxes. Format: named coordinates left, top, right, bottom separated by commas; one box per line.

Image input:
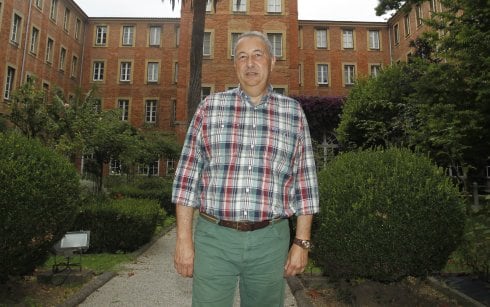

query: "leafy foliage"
left=72, top=198, right=161, bottom=253
left=313, top=147, right=466, bottom=281
left=0, top=133, right=80, bottom=282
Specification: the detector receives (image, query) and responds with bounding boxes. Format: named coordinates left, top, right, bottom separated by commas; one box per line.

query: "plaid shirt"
left=172, top=86, right=319, bottom=222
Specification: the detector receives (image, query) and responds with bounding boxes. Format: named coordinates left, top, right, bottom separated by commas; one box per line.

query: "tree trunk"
left=186, top=0, right=207, bottom=122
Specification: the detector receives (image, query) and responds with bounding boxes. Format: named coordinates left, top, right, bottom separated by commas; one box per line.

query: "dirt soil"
left=301, top=275, right=463, bottom=307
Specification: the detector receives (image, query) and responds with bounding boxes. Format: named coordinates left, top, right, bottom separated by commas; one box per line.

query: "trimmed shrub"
left=109, top=177, right=174, bottom=215
left=0, top=133, right=80, bottom=282
left=313, top=147, right=466, bottom=281
left=73, top=198, right=161, bottom=253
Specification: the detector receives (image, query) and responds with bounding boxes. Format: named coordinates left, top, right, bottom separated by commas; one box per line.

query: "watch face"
left=302, top=240, right=311, bottom=249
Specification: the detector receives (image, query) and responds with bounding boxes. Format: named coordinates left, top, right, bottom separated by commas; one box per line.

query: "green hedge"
left=108, top=177, right=174, bottom=215
left=313, top=147, right=466, bottom=281
left=0, top=133, right=80, bottom=282
left=73, top=198, right=161, bottom=253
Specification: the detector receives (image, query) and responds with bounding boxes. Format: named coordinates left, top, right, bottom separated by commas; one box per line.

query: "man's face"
left=234, top=36, right=275, bottom=97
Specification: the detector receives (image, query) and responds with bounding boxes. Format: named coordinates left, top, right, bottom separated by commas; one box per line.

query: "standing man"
left=172, top=31, right=319, bottom=307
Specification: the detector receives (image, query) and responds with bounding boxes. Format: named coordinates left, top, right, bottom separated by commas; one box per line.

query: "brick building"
left=0, top=0, right=439, bottom=176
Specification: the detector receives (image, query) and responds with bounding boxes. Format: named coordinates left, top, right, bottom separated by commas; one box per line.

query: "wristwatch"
left=293, top=237, right=313, bottom=250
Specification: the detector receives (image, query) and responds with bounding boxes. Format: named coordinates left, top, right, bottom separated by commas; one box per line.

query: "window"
left=201, top=86, right=211, bottom=101
left=166, top=159, right=175, bottom=176
left=393, top=24, right=400, bottom=45
left=416, top=5, right=423, bottom=27
left=71, top=55, right=78, bottom=78
left=429, top=0, right=437, bottom=12
left=93, top=98, right=102, bottom=113
left=46, top=38, right=54, bottom=63
left=344, top=64, right=356, bottom=85
left=122, top=26, right=134, bottom=46
left=30, top=27, right=40, bottom=54
left=118, top=99, right=129, bottom=121
left=342, top=29, right=354, bottom=49
left=267, top=33, right=283, bottom=58
left=317, top=64, right=329, bottom=85
left=171, top=99, right=176, bottom=125
left=230, top=32, right=242, bottom=57
left=110, top=159, right=122, bottom=175
left=145, top=100, right=157, bottom=123
left=35, top=0, right=43, bottom=9
left=50, top=0, right=57, bottom=21
left=368, top=30, right=380, bottom=50
left=149, top=26, right=161, bottom=46
left=63, top=7, right=70, bottom=31
left=370, top=64, right=381, bottom=77
left=93, top=61, right=104, bottom=81
left=147, top=62, right=159, bottom=82
left=203, top=32, right=211, bottom=56
left=59, top=47, right=66, bottom=71
left=273, top=87, right=286, bottom=95
left=206, top=0, right=213, bottom=12
left=4, top=66, right=15, bottom=99
left=138, top=161, right=159, bottom=176
left=404, top=14, right=411, bottom=36
left=96, top=26, right=107, bottom=46
left=75, top=18, right=81, bottom=40
left=120, top=61, right=132, bottom=82
left=316, top=29, right=327, bottom=49
left=173, top=62, right=178, bottom=83
left=11, top=14, right=22, bottom=44
left=232, top=0, right=246, bottom=12
left=267, top=0, right=281, bottom=13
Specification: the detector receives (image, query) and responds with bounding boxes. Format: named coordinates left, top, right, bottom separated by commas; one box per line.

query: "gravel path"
left=79, top=227, right=298, bottom=306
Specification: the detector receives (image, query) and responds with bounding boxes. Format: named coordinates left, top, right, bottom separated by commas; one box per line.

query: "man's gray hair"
left=233, top=31, right=274, bottom=58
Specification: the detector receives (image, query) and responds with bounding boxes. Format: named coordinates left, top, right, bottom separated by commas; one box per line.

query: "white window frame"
left=368, top=30, right=380, bottom=50
left=96, top=26, right=107, bottom=46
left=46, top=38, right=54, bottom=63
left=93, top=61, right=104, bottom=81
left=50, top=0, right=57, bottom=21
left=71, top=55, right=78, bottom=78
left=267, top=33, right=283, bottom=58
left=109, top=159, right=122, bottom=175
left=118, top=99, right=129, bottom=121
left=393, top=24, right=400, bottom=45
left=145, top=100, right=157, bottom=123
left=230, top=32, right=242, bottom=57
left=4, top=66, right=15, bottom=100
left=342, top=29, right=354, bottom=49
left=203, top=32, right=212, bottom=56
left=147, top=62, right=159, bottom=82
left=120, top=62, right=132, bottom=82
left=59, top=47, right=66, bottom=71
left=11, top=14, right=22, bottom=44
left=344, top=64, right=356, bottom=86
left=122, top=26, right=134, bottom=46
left=416, top=5, right=423, bottom=27
left=30, top=27, right=40, bottom=54
left=267, top=0, right=281, bottom=13
left=370, top=64, right=381, bottom=77
left=316, top=29, right=327, bottom=49
left=232, top=0, right=246, bottom=12
left=404, top=14, right=411, bottom=36
left=63, top=7, right=70, bottom=31
left=317, top=64, right=329, bottom=85
left=149, top=26, right=161, bottom=46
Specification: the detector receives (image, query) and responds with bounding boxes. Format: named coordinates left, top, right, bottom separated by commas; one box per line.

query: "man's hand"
left=284, top=243, right=308, bottom=277
left=174, top=237, right=194, bottom=277
left=174, top=204, right=195, bottom=277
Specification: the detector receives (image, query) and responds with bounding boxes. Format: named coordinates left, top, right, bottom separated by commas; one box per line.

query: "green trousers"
left=192, top=215, right=290, bottom=307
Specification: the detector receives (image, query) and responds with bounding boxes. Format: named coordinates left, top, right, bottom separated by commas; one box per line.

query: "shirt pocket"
left=268, top=127, right=297, bottom=176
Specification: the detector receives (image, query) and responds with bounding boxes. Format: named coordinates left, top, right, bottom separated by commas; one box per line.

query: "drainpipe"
left=20, top=0, right=34, bottom=84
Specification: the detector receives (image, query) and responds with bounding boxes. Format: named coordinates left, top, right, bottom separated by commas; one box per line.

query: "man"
left=172, top=31, right=319, bottom=307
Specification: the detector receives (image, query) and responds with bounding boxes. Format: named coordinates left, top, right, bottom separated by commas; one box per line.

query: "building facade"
left=0, top=0, right=439, bottom=176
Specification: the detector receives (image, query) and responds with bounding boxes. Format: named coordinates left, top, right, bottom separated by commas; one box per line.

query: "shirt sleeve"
left=172, top=101, right=206, bottom=208
left=293, top=109, right=320, bottom=215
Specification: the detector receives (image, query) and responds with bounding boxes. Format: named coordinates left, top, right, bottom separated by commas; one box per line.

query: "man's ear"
left=271, top=56, right=276, bottom=71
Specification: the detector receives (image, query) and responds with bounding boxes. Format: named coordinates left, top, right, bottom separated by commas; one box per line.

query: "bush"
left=0, top=133, right=80, bottom=282
left=108, top=177, right=174, bottom=215
left=73, top=198, right=161, bottom=253
left=313, top=147, right=466, bottom=281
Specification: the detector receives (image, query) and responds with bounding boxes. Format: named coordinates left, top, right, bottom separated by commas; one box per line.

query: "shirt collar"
left=237, top=85, right=274, bottom=107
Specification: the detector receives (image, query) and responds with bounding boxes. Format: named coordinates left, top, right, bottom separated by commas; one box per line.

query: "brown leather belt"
left=199, top=212, right=283, bottom=232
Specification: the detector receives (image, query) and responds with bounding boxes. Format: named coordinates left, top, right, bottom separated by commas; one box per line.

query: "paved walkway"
left=78, top=227, right=298, bottom=307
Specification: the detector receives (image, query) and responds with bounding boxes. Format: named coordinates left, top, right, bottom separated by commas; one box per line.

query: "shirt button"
left=246, top=188, right=250, bottom=193
left=248, top=166, right=252, bottom=171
